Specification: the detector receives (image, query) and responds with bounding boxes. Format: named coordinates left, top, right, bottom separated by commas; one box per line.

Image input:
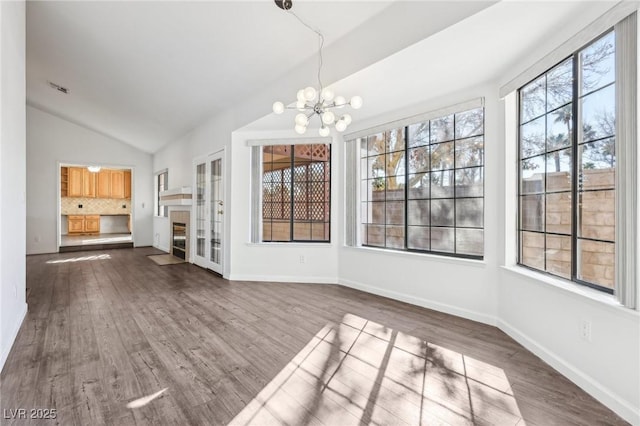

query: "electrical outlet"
left=299, top=255, right=305, bottom=264
left=580, top=319, right=592, bottom=342
left=122, top=204, right=126, bottom=208
left=78, top=204, right=83, bottom=208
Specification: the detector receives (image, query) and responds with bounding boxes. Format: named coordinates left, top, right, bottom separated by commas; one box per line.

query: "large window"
left=156, top=170, right=168, bottom=217
left=357, top=107, right=484, bottom=258
left=261, top=144, right=331, bottom=242
left=518, top=31, right=616, bottom=292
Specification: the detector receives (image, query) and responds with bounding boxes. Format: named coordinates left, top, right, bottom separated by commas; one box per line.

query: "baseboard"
left=339, top=278, right=497, bottom=326
left=0, top=303, right=28, bottom=374
left=226, top=274, right=338, bottom=284
left=152, top=244, right=170, bottom=253
left=497, top=319, right=639, bottom=425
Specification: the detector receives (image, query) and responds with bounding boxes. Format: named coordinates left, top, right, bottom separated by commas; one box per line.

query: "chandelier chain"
left=287, top=9, right=324, bottom=94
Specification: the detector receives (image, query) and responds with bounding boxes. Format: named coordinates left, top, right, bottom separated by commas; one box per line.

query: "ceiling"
left=26, top=1, right=495, bottom=153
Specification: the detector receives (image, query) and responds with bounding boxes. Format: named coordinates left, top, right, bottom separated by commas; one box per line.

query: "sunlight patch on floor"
left=229, top=313, right=525, bottom=426
left=46, top=254, right=112, bottom=264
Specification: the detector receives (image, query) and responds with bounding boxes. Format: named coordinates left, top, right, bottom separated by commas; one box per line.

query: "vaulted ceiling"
left=26, top=1, right=496, bottom=153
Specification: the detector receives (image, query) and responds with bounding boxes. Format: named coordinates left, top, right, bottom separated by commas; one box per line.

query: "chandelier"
left=271, top=0, right=362, bottom=136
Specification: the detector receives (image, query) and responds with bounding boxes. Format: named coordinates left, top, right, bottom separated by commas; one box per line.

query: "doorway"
left=192, top=151, right=225, bottom=274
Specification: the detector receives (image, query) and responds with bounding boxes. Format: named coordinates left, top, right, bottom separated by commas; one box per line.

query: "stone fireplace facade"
left=169, top=210, right=190, bottom=261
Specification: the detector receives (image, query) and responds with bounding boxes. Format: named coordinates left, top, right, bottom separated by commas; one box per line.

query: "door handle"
left=218, top=210, right=223, bottom=215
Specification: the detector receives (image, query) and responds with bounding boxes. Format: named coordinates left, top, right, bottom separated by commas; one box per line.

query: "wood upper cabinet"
left=124, top=170, right=131, bottom=199
left=67, top=167, right=84, bottom=197
left=82, top=169, right=96, bottom=198
left=110, top=170, right=125, bottom=199
left=96, top=170, right=111, bottom=198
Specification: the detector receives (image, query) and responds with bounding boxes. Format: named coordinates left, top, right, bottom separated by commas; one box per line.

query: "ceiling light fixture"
left=271, top=0, right=362, bottom=136
left=87, top=166, right=101, bottom=173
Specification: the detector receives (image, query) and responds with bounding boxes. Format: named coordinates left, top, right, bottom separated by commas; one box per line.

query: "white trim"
left=344, top=97, right=484, bottom=141
left=497, top=318, right=640, bottom=425
left=246, top=137, right=332, bottom=147
left=343, top=245, right=486, bottom=268
left=0, top=303, right=27, bottom=372
left=499, top=1, right=640, bottom=98
left=339, top=278, right=497, bottom=326
left=245, top=242, right=334, bottom=248
left=227, top=274, right=338, bottom=284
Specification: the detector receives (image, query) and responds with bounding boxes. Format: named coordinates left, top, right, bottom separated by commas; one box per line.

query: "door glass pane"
left=210, top=159, right=222, bottom=264
left=196, top=163, right=206, bottom=257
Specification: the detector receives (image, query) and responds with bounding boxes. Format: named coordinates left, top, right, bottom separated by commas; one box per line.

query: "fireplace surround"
left=169, top=211, right=190, bottom=260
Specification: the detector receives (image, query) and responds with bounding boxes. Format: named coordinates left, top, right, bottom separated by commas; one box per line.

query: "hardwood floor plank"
left=0, top=248, right=628, bottom=426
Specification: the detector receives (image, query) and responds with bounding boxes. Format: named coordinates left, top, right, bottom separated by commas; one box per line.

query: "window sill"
left=501, top=265, right=639, bottom=318
left=344, top=245, right=486, bottom=268
left=245, top=242, right=333, bottom=248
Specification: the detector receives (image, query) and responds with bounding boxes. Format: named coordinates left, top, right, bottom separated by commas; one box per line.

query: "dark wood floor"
left=0, top=248, right=627, bottom=426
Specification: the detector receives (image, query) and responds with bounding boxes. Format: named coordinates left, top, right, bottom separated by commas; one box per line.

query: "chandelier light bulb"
left=334, top=96, right=346, bottom=108
left=319, top=126, right=331, bottom=137
left=322, top=111, right=335, bottom=125
left=342, top=114, right=352, bottom=125
left=321, top=88, right=334, bottom=101
left=297, top=89, right=306, bottom=102
left=350, top=96, right=363, bottom=109
left=303, top=86, right=317, bottom=101
left=295, top=124, right=307, bottom=135
left=272, top=101, right=285, bottom=114
left=295, top=113, right=308, bottom=126
left=335, top=120, right=347, bottom=132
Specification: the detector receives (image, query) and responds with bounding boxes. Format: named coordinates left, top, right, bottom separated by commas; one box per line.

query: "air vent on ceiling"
left=48, top=81, right=69, bottom=94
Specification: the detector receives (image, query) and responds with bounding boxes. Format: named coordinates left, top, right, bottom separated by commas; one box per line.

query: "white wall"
left=0, top=0, right=27, bottom=372
left=26, top=106, right=153, bottom=254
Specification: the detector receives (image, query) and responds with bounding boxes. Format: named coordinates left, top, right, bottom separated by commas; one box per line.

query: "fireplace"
left=169, top=211, right=190, bottom=261
left=172, top=223, right=186, bottom=260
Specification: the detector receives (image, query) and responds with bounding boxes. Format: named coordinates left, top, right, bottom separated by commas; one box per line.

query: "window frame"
left=516, top=29, right=617, bottom=294
left=355, top=106, right=486, bottom=260
left=259, top=143, right=332, bottom=244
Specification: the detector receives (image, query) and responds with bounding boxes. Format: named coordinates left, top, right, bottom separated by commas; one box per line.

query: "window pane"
left=455, top=167, right=483, bottom=197
left=408, top=146, right=430, bottom=174
left=369, top=202, right=385, bottom=224
left=455, top=108, right=483, bottom=139
left=577, top=239, right=615, bottom=289
left=578, top=190, right=615, bottom=242
left=368, top=155, right=386, bottom=179
left=581, top=31, right=615, bottom=95
left=430, top=171, right=454, bottom=198
left=546, top=58, right=573, bottom=111
left=366, top=225, right=385, bottom=247
left=367, top=133, right=386, bottom=156
left=521, top=75, right=546, bottom=123
left=455, top=136, right=484, bottom=168
left=546, top=104, right=572, bottom=151
left=431, top=142, right=454, bottom=170
left=407, top=200, right=430, bottom=226
left=386, top=151, right=405, bottom=177
left=359, top=138, right=368, bottom=158
left=386, top=177, right=405, bottom=200
left=456, top=199, right=483, bottom=228
left=520, top=231, right=544, bottom=270
left=581, top=84, right=615, bottom=143
left=386, top=201, right=404, bottom=225
left=311, top=223, right=329, bottom=241
left=520, top=195, right=544, bottom=232
left=293, top=222, right=311, bottom=240
left=545, top=148, right=572, bottom=192
left=408, top=226, right=429, bottom=250
left=520, top=155, right=545, bottom=194
left=579, top=138, right=615, bottom=191
left=431, top=228, right=454, bottom=253
left=546, top=192, right=572, bottom=235
left=407, top=173, right=429, bottom=199
left=546, top=234, right=571, bottom=279
left=360, top=202, right=368, bottom=224
left=520, top=116, right=545, bottom=158
left=431, top=199, right=454, bottom=227
left=430, top=115, right=454, bottom=143
left=456, top=229, right=483, bottom=256
left=386, top=226, right=404, bottom=249
left=386, top=128, right=405, bottom=153
left=408, top=122, right=429, bottom=147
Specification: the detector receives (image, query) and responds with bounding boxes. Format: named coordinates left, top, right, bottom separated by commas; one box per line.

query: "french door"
left=192, top=151, right=224, bottom=274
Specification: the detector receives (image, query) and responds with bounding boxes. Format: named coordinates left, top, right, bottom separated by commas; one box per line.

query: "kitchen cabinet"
left=96, top=170, right=111, bottom=198
left=124, top=170, right=131, bottom=199
left=68, top=167, right=84, bottom=197
left=82, top=169, right=96, bottom=198
left=61, top=167, right=69, bottom=197
left=67, top=215, right=100, bottom=235
left=110, top=170, right=125, bottom=199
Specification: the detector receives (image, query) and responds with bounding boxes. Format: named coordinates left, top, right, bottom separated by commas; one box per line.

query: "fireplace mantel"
left=160, top=187, right=192, bottom=206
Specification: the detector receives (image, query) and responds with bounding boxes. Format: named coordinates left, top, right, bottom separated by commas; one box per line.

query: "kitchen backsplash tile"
left=62, top=197, right=131, bottom=215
